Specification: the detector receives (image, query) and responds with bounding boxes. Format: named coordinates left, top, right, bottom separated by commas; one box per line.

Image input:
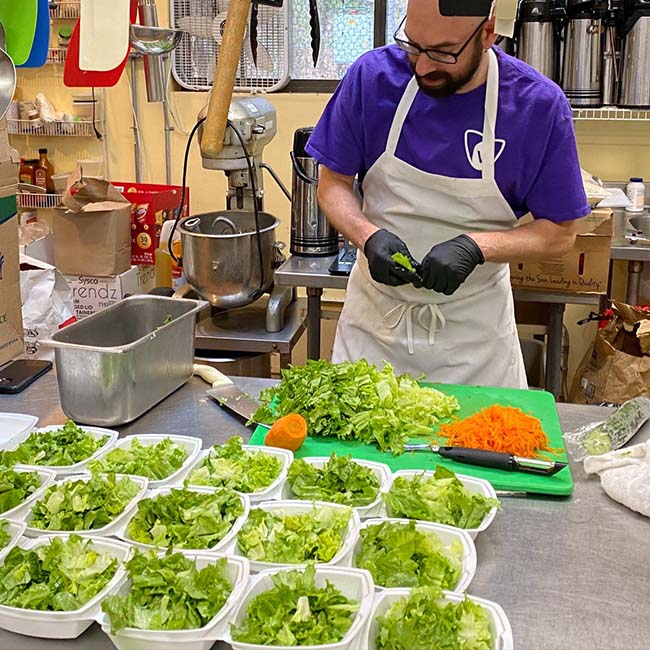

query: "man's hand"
left=364, top=229, right=420, bottom=287
left=414, top=234, right=485, bottom=295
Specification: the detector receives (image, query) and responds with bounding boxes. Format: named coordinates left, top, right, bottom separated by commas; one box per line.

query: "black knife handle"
left=437, top=446, right=516, bottom=472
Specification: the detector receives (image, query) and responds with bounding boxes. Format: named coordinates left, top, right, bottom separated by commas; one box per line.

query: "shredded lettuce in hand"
left=0, top=466, right=41, bottom=514
left=355, top=520, right=463, bottom=589
left=237, top=506, right=351, bottom=564
left=391, top=252, right=416, bottom=273
left=126, top=487, right=243, bottom=549
left=376, top=587, right=493, bottom=650
left=0, top=420, right=107, bottom=467
left=186, top=436, right=281, bottom=493
left=102, top=550, right=232, bottom=633
left=253, top=359, right=459, bottom=455
left=0, top=535, right=118, bottom=611
left=384, top=466, right=500, bottom=529
left=0, top=520, right=10, bottom=549
left=89, top=437, right=188, bottom=481
left=287, top=454, right=380, bottom=507
left=231, top=565, right=359, bottom=646
left=30, top=473, right=141, bottom=532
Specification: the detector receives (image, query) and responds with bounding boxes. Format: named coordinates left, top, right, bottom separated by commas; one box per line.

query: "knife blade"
left=403, top=443, right=567, bottom=476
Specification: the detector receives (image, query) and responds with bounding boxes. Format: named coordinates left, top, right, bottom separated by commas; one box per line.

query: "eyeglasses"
left=393, top=16, right=488, bottom=65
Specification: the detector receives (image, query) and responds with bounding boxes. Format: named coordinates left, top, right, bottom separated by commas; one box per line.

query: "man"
left=306, top=0, right=590, bottom=389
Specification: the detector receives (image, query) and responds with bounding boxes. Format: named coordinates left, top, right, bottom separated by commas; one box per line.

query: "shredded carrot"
left=436, top=405, right=560, bottom=459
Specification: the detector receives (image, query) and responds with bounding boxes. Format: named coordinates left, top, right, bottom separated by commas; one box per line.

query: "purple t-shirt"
left=306, top=45, right=590, bottom=221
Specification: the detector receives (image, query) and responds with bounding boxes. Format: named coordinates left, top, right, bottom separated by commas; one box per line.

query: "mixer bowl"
left=179, top=211, right=280, bottom=309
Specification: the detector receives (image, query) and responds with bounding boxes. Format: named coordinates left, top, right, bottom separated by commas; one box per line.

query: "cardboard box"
left=510, top=209, right=613, bottom=295
left=19, top=233, right=54, bottom=265
left=64, top=265, right=156, bottom=319
left=0, top=121, right=23, bottom=367
left=111, top=182, right=189, bottom=266
left=54, top=176, right=131, bottom=276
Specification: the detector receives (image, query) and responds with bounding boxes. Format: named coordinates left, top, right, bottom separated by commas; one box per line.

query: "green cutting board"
left=249, top=383, right=574, bottom=496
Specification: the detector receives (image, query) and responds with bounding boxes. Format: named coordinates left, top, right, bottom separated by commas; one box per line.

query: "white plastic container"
left=97, top=553, right=250, bottom=650
left=0, top=520, right=26, bottom=563
left=281, top=457, right=392, bottom=519
left=0, top=424, right=118, bottom=476
left=626, top=177, right=646, bottom=212
left=364, top=588, right=513, bottom=650
left=0, top=534, right=133, bottom=639
left=230, top=500, right=360, bottom=573
left=387, top=470, right=499, bottom=539
left=0, top=413, right=39, bottom=447
left=226, top=565, right=375, bottom=650
left=89, top=434, right=203, bottom=489
left=116, top=485, right=250, bottom=554
left=15, top=473, right=148, bottom=538
left=182, top=444, right=293, bottom=502
left=350, top=518, right=476, bottom=593
left=0, top=465, right=57, bottom=520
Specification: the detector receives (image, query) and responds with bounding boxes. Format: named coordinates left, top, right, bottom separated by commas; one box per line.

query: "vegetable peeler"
left=403, top=444, right=568, bottom=476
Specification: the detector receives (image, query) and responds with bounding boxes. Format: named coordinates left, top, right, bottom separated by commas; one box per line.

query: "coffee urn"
left=562, top=0, right=606, bottom=107
left=619, top=0, right=650, bottom=107
left=602, top=0, right=624, bottom=105
left=517, top=0, right=562, bottom=81
left=290, top=128, right=338, bottom=257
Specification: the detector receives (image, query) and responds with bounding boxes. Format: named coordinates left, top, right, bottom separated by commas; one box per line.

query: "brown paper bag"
left=53, top=171, right=131, bottom=276
left=571, top=302, right=650, bottom=404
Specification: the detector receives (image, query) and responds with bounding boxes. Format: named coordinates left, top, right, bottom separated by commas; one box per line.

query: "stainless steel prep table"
left=274, top=255, right=604, bottom=399
left=610, top=244, right=650, bottom=305
left=1, top=374, right=649, bottom=650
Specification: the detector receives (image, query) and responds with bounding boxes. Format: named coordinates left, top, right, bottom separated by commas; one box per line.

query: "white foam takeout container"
left=96, top=552, right=251, bottom=650
left=115, top=485, right=250, bottom=554
left=226, top=565, right=375, bottom=650
left=13, top=473, right=148, bottom=538
left=0, top=534, right=133, bottom=639
left=0, top=413, right=39, bottom=448
left=89, top=434, right=203, bottom=489
left=0, top=465, right=57, bottom=521
left=0, top=424, right=118, bottom=476
left=281, top=456, right=392, bottom=520
left=0, top=520, right=26, bottom=563
left=182, top=444, right=293, bottom=502
left=386, top=470, right=499, bottom=539
left=350, top=517, right=477, bottom=593
left=228, top=499, right=360, bottom=573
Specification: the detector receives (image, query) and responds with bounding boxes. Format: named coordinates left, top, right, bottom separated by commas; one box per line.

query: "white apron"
left=332, top=49, right=528, bottom=389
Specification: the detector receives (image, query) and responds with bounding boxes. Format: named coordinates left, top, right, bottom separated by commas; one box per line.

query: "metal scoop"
left=0, top=23, right=17, bottom=120
left=129, top=24, right=184, bottom=55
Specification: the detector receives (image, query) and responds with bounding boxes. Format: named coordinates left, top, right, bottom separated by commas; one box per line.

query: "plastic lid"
left=58, top=25, right=72, bottom=38
left=293, top=127, right=315, bottom=158
left=519, top=0, right=553, bottom=21
left=630, top=177, right=644, bottom=183
left=38, top=148, right=48, bottom=154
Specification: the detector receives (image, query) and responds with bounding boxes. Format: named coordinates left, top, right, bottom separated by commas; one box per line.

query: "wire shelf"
left=18, top=193, right=64, bottom=209
left=572, top=107, right=650, bottom=121
left=49, top=1, right=80, bottom=19
left=8, top=119, right=102, bottom=137
left=46, top=48, right=68, bottom=64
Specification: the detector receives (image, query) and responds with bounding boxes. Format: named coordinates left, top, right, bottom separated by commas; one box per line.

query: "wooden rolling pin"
left=200, top=0, right=252, bottom=159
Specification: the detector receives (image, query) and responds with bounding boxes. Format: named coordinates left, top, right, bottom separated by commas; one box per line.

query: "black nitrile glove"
left=364, top=229, right=420, bottom=287
left=413, top=234, right=485, bottom=295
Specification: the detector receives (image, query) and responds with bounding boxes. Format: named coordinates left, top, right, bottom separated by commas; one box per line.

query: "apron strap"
left=384, top=302, right=446, bottom=355
left=481, top=49, right=500, bottom=182
left=385, top=77, right=419, bottom=156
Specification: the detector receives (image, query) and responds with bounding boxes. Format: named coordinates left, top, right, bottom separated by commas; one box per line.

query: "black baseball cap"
left=439, top=0, right=493, bottom=16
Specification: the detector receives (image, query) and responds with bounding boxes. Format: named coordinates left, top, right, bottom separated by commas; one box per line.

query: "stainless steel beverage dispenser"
left=602, top=0, right=624, bottom=105
left=290, top=127, right=338, bottom=257
left=517, top=0, right=561, bottom=81
left=619, top=0, right=650, bottom=107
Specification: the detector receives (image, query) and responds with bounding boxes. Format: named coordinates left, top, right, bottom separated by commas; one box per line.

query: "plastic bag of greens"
left=563, top=397, right=650, bottom=462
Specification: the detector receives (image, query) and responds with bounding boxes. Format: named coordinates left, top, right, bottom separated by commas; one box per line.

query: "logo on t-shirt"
left=464, top=129, right=506, bottom=172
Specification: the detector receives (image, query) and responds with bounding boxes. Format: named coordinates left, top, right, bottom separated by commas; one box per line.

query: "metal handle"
left=290, top=151, right=318, bottom=185
left=437, top=446, right=516, bottom=472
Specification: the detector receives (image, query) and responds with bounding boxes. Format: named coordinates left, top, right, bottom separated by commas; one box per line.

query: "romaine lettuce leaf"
left=0, top=520, right=10, bottom=549
left=0, top=466, right=41, bottom=514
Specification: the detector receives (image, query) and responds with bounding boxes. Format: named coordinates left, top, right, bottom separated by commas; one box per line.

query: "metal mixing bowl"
left=179, top=210, right=280, bottom=309
left=629, top=214, right=650, bottom=239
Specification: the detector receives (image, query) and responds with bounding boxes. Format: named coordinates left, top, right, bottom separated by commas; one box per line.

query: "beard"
left=412, top=38, right=484, bottom=98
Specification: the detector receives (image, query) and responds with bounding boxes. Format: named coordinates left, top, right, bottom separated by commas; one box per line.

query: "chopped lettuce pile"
left=102, top=550, right=232, bottom=633
left=237, top=506, right=351, bottom=564
left=231, top=565, right=359, bottom=646
left=0, top=535, right=118, bottom=611
left=0, top=520, right=10, bottom=549
left=355, top=520, right=463, bottom=589
left=253, top=359, right=459, bottom=455
left=30, top=473, right=141, bottom=532
left=287, top=454, right=380, bottom=507
left=126, top=487, right=243, bottom=549
left=89, top=437, right=188, bottom=481
left=376, top=587, right=493, bottom=650
left=0, top=466, right=41, bottom=514
left=384, top=466, right=500, bottom=529
left=0, top=420, right=107, bottom=467
left=186, top=436, right=281, bottom=493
